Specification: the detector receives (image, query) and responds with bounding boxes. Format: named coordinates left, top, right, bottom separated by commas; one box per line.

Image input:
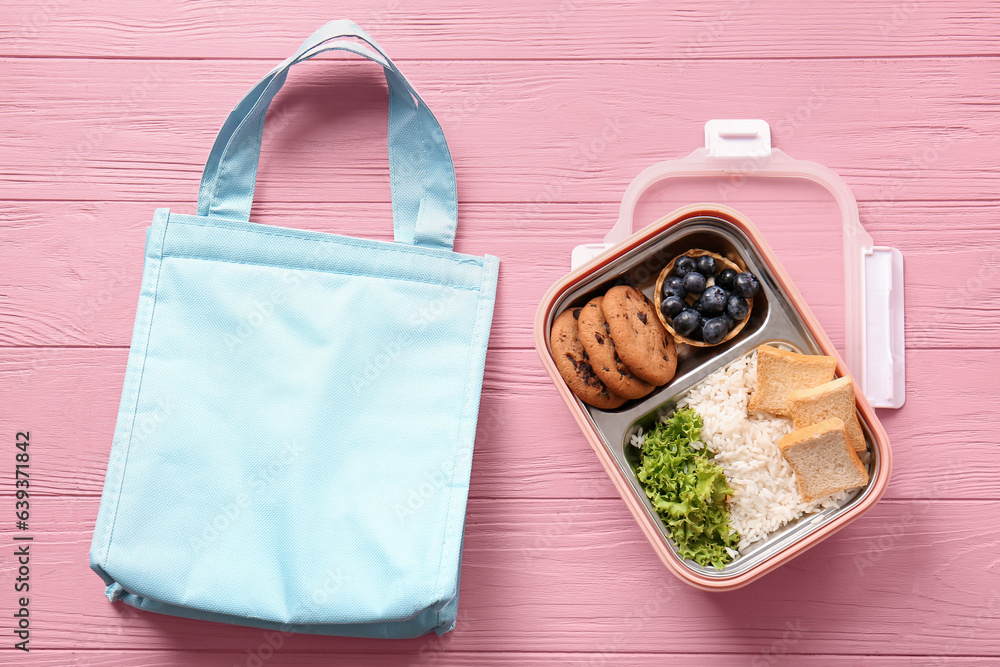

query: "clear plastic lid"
left=572, top=120, right=904, bottom=408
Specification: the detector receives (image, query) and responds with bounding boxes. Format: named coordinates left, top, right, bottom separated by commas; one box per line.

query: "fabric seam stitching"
left=159, top=253, right=482, bottom=291
left=101, top=210, right=170, bottom=568
left=166, top=216, right=480, bottom=266
left=431, top=255, right=496, bottom=628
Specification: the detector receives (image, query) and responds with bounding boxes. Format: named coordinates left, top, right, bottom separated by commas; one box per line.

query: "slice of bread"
left=778, top=417, right=869, bottom=502
left=788, top=376, right=867, bottom=453
left=748, top=345, right=837, bottom=416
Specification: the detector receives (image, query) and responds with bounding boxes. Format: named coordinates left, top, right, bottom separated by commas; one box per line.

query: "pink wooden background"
left=2, top=1, right=999, bottom=665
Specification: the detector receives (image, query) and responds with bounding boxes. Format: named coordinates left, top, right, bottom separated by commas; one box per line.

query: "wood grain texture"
left=7, top=654, right=999, bottom=667
left=1, top=1, right=997, bottom=663
left=1, top=199, right=997, bottom=349
left=0, top=347, right=996, bottom=501
left=10, top=653, right=1000, bottom=667
left=0, top=58, right=996, bottom=205
left=4, top=496, right=1000, bottom=656
left=2, top=0, right=998, bottom=59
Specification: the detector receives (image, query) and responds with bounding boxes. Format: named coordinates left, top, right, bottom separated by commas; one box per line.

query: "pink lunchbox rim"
left=533, top=202, right=893, bottom=591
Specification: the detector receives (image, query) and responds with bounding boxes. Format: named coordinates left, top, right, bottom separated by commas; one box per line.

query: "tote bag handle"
left=196, top=19, right=457, bottom=250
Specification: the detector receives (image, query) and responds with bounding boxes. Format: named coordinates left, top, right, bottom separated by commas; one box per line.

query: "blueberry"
left=726, top=294, right=749, bottom=321
left=660, top=295, right=685, bottom=318
left=698, top=285, right=727, bottom=316
left=662, top=276, right=687, bottom=300
left=673, top=256, right=697, bottom=277
left=734, top=272, right=761, bottom=298
left=716, top=268, right=737, bottom=290
left=672, top=308, right=701, bottom=337
left=719, top=313, right=735, bottom=331
left=682, top=271, right=707, bottom=296
left=702, top=317, right=728, bottom=345
left=696, top=255, right=716, bottom=276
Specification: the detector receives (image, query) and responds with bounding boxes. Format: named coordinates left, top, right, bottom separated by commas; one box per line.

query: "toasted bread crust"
left=748, top=345, right=837, bottom=416
left=779, top=417, right=868, bottom=502
left=788, top=376, right=866, bottom=452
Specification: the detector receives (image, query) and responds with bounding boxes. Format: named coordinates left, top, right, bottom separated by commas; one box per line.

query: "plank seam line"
left=2, top=54, right=1000, bottom=62
left=10, top=496, right=997, bottom=502
left=0, top=345, right=994, bottom=353
left=0, top=345, right=132, bottom=349
left=20, top=649, right=1000, bottom=657
left=3, top=198, right=1000, bottom=205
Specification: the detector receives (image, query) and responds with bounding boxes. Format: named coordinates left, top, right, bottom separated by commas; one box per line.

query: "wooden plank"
left=0, top=58, right=995, bottom=205
left=0, top=199, right=995, bottom=349
left=1, top=2, right=994, bottom=662
left=5, top=496, right=999, bottom=655
left=0, top=346, right=996, bottom=501
left=6, top=651, right=996, bottom=666
left=2, top=0, right=998, bottom=59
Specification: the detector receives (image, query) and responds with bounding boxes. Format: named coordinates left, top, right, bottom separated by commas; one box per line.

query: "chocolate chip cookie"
left=550, top=307, right=627, bottom=409
left=577, top=297, right=655, bottom=400
left=602, top=286, right=677, bottom=386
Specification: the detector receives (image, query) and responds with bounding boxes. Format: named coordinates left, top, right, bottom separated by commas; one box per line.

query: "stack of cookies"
left=550, top=286, right=678, bottom=408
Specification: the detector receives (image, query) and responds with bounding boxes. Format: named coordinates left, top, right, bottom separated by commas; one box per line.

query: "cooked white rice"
left=675, top=350, right=847, bottom=551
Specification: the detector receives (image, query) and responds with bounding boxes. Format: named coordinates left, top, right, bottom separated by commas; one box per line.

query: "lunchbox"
left=534, top=120, right=902, bottom=590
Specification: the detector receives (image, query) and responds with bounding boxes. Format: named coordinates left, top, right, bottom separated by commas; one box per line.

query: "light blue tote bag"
left=90, top=20, right=499, bottom=639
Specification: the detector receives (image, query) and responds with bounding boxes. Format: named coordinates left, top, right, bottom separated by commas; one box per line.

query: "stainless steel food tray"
left=546, top=215, right=882, bottom=577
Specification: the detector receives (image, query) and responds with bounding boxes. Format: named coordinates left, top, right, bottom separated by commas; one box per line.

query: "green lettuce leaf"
left=636, top=408, right=738, bottom=569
